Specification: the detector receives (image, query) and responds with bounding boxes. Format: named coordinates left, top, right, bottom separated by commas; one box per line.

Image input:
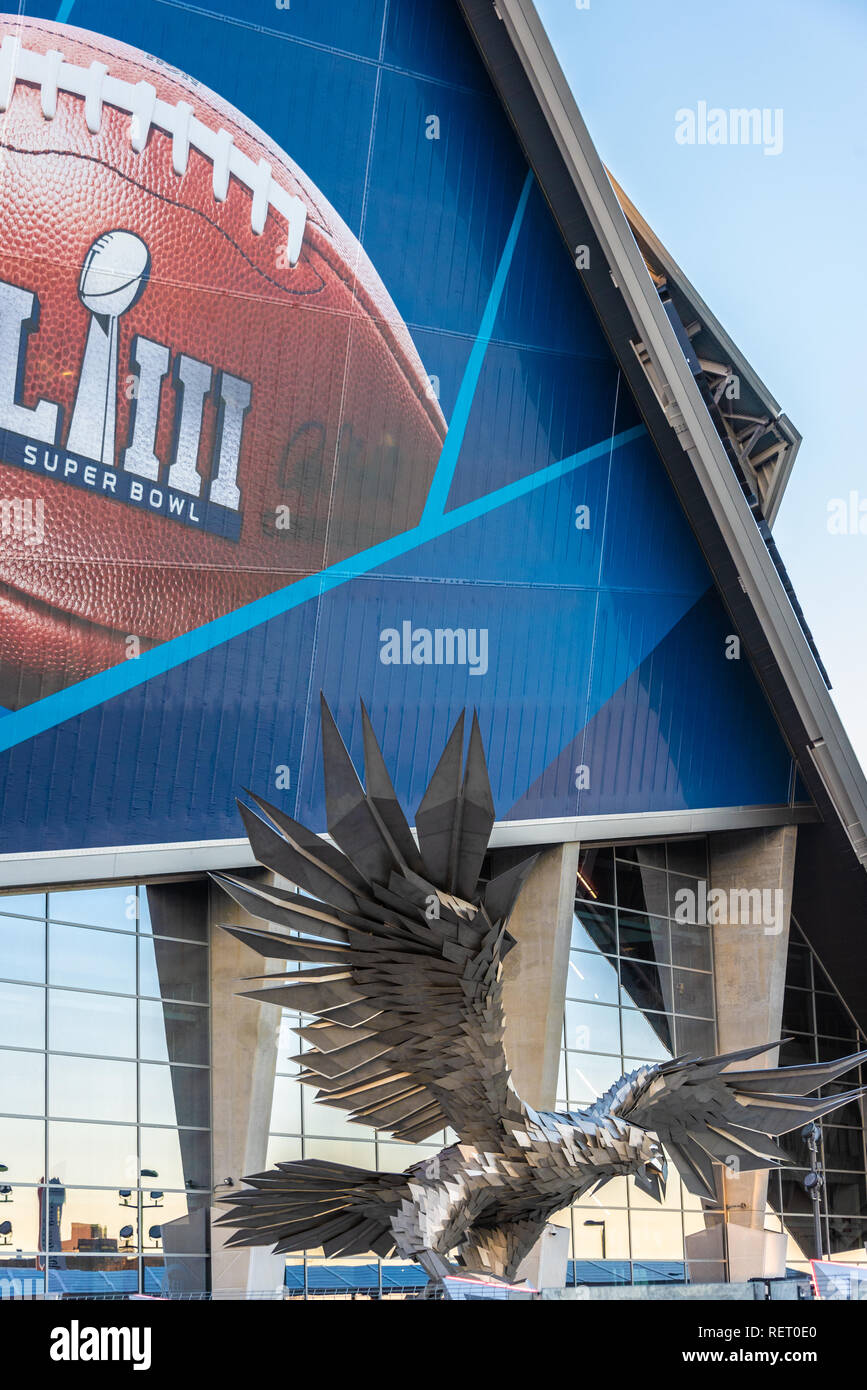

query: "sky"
left=536, top=0, right=867, bottom=770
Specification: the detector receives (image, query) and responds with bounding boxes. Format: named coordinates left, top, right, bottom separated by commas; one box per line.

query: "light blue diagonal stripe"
left=419, top=170, right=534, bottom=525
left=55, top=1, right=76, bottom=21
left=0, top=423, right=646, bottom=754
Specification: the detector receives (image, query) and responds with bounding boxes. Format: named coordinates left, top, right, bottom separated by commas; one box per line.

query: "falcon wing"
left=215, top=699, right=537, bottom=1145
left=619, top=1040, right=867, bottom=1199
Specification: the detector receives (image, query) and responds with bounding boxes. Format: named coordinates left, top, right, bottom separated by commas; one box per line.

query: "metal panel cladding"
left=0, top=0, right=793, bottom=857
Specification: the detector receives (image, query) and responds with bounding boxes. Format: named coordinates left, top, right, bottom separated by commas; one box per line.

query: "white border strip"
left=0, top=804, right=818, bottom=889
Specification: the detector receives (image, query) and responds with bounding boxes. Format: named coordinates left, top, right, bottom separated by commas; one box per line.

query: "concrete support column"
left=208, top=877, right=287, bottom=1298
left=502, top=842, right=580, bottom=1289
left=501, top=842, right=580, bottom=1112
left=690, top=825, right=797, bottom=1280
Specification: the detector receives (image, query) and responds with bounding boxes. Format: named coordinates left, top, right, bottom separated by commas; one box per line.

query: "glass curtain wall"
left=770, top=918, right=867, bottom=1269
left=563, top=846, right=867, bottom=1283
left=269, top=1001, right=452, bottom=1295
left=562, top=841, right=716, bottom=1284
left=0, top=882, right=211, bottom=1296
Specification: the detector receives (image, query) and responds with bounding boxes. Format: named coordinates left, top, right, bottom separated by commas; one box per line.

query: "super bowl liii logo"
left=0, top=230, right=249, bottom=540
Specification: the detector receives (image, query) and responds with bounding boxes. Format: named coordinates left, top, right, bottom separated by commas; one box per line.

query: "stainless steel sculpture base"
left=215, top=700, right=867, bottom=1284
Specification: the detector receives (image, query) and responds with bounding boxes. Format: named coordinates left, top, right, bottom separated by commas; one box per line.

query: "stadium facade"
left=0, top=0, right=865, bottom=1298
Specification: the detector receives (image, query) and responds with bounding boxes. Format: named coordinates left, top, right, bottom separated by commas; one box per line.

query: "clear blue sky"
left=536, top=0, right=867, bottom=769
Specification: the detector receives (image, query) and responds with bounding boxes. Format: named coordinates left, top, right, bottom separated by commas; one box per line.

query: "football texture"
left=0, top=16, right=446, bottom=707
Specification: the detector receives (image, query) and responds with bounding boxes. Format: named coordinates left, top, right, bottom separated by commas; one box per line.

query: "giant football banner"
left=0, top=0, right=794, bottom=863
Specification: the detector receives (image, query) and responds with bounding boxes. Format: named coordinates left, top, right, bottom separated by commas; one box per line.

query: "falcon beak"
left=635, top=1152, right=668, bottom=1203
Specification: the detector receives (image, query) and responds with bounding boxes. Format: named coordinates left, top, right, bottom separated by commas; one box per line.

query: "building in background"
left=0, top=0, right=865, bottom=1297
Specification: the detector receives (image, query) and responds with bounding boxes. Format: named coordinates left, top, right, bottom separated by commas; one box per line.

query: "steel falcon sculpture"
left=215, top=701, right=866, bottom=1284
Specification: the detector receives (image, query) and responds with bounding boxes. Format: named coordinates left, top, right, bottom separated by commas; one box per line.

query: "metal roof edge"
left=604, top=172, right=801, bottom=526
left=480, top=0, right=867, bottom=872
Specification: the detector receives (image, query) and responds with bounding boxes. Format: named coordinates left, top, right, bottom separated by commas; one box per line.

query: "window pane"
left=0, top=915, right=45, bottom=983
left=629, top=1210, right=685, bottom=1261
left=379, top=1141, right=439, bottom=1171
left=49, top=991, right=137, bottom=1059
left=785, top=942, right=812, bottom=989
left=783, top=987, right=814, bottom=1035
left=577, top=847, right=615, bottom=906
left=0, top=1050, right=44, bottom=1118
left=674, top=1016, right=716, bottom=1055
left=620, top=959, right=672, bottom=1015
left=143, top=1253, right=209, bottom=1295
left=572, top=903, right=616, bottom=955
left=0, top=1117, right=44, bottom=1184
left=671, top=968, right=714, bottom=1020
left=779, top=1033, right=816, bottom=1067
left=616, top=862, right=669, bottom=918
left=139, top=1001, right=209, bottom=1066
left=669, top=920, right=712, bottom=972
left=48, top=1120, right=138, bottom=1188
left=0, top=893, right=46, bottom=919
left=304, top=1138, right=376, bottom=1169
left=144, top=1197, right=210, bottom=1262
left=564, top=1051, right=618, bottom=1105
left=0, top=1185, right=41, bottom=1250
left=49, top=1056, right=137, bottom=1124
left=270, top=1074, right=302, bottom=1135
left=145, top=1191, right=210, bottom=1249
left=820, top=1093, right=862, bottom=1128
left=823, top=1128, right=864, bottom=1172
left=51, top=1186, right=140, bottom=1253
left=141, top=883, right=208, bottom=942
left=278, top=1012, right=302, bottom=1068
left=45, top=1254, right=139, bottom=1295
left=139, top=1127, right=210, bottom=1192
left=566, top=951, right=618, bottom=1006
left=816, top=1036, right=851, bottom=1063
left=0, top=981, right=45, bottom=1050
left=138, top=938, right=207, bottom=1004
left=826, top=1218, right=867, bottom=1259
left=266, top=1136, right=302, bottom=1166
left=667, top=872, right=703, bottom=919
left=622, top=1007, right=673, bottom=1060
left=573, top=1207, right=630, bottom=1260
left=302, top=1094, right=364, bottom=1141
left=616, top=844, right=666, bottom=870
left=574, top=1176, right=629, bottom=1210
left=139, top=1064, right=209, bottom=1129
left=813, top=960, right=837, bottom=993
left=49, top=923, right=136, bottom=995
left=665, top=840, right=707, bottom=877
left=814, top=993, right=856, bottom=1041
left=564, top=1000, right=620, bottom=1055
left=823, top=1173, right=867, bottom=1219
left=628, top=1169, right=683, bottom=1211
left=48, top=888, right=135, bottom=932
left=618, top=912, right=669, bottom=964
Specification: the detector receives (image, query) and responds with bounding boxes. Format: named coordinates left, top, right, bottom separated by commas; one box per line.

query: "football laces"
left=0, top=32, right=308, bottom=265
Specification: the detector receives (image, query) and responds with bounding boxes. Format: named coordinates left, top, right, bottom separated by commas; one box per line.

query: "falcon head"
left=633, top=1137, right=668, bottom=1203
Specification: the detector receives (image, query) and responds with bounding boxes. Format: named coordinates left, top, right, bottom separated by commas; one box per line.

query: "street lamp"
left=802, top=1121, right=825, bottom=1261
left=584, top=1218, right=606, bottom=1260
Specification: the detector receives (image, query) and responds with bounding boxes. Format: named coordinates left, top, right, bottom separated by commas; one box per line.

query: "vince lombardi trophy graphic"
left=66, top=231, right=150, bottom=465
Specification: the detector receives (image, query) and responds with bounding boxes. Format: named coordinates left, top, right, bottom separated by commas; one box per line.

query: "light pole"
left=802, top=1122, right=825, bottom=1262
left=584, top=1218, right=606, bottom=1260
